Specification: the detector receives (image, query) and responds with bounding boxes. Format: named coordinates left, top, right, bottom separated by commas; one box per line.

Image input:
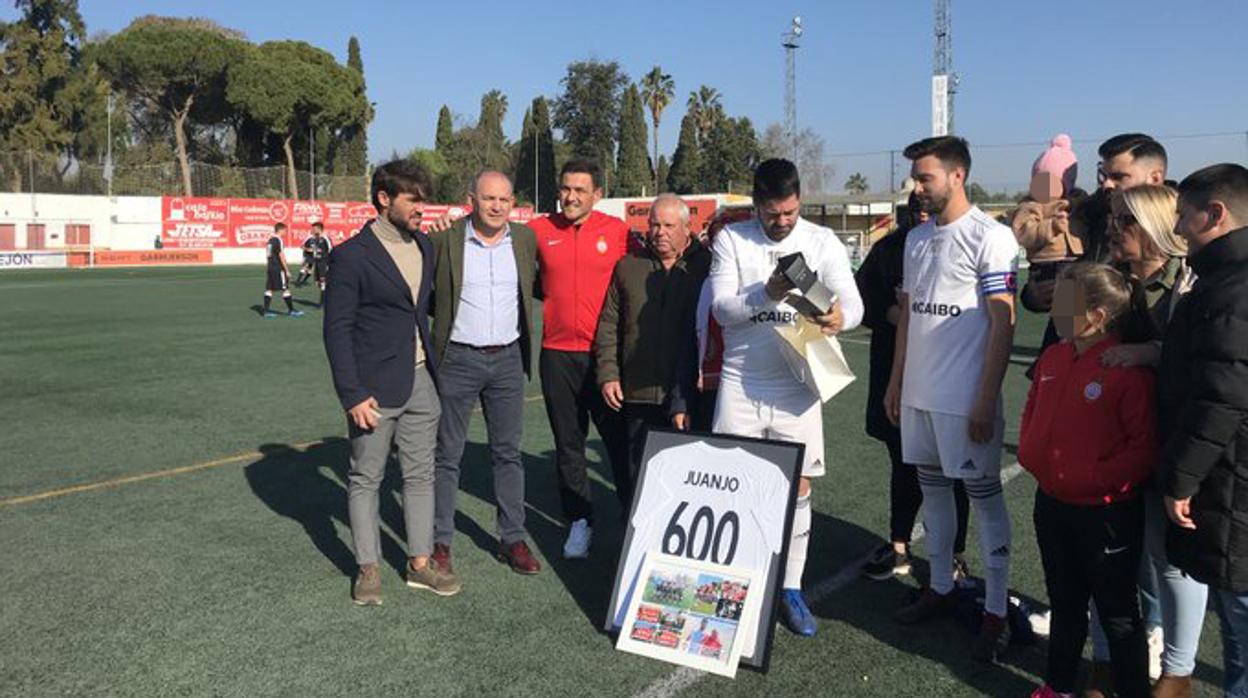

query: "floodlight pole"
left=782, top=17, right=803, bottom=163
left=105, top=91, right=113, bottom=198
left=933, top=0, right=958, bottom=135
left=309, top=127, right=315, bottom=201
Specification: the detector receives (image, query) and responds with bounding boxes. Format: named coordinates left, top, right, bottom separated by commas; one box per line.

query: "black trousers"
left=690, top=388, right=718, bottom=434
left=620, top=402, right=672, bottom=512
left=539, top=349, right=629, bottom=525
left=884, top=429, right=969, bottom=553
left=1034, top=489, right=1149, bottom=697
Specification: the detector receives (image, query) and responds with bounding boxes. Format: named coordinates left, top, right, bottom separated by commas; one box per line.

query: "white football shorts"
left=713, top=379, right=825, bottom=478
left=900, top=405, right=1004, bottom=480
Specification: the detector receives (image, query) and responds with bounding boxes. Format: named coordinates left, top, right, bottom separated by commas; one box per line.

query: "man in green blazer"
left=428, top=170, right=541, bottom=576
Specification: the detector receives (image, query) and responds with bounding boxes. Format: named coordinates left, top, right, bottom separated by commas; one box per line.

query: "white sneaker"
left=1148, top=625, right=1164, bottom=681
left=1029, top=609, right=1051, bottom=638
left=563, top=518, right=592, bottom=559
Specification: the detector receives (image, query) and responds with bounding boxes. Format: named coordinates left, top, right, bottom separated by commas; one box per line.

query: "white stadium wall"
left=1, top=193, right=315, bottom=268
left=0, top=192, right=156, bottom=250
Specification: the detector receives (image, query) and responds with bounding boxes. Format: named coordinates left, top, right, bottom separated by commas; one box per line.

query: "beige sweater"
left=372, top=216, right=426, bottom=365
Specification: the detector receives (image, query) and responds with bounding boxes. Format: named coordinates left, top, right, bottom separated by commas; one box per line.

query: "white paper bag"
left=774, top=317, right=856, bottom=402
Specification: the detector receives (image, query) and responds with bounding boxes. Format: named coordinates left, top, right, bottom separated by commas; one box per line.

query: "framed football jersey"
left=606, top=428, right=803, bottom=672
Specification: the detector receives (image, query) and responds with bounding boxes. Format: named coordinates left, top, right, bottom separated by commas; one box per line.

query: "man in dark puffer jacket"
left=1159, top=163, right=1248, bottom=696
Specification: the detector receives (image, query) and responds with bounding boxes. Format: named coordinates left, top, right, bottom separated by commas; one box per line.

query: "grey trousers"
left=347, top=368, right=441, bottom=566
left=433, top=341, right=527, bottom=546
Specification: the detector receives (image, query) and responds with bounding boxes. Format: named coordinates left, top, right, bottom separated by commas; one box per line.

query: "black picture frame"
left=605, top=427, right=804, bottom=673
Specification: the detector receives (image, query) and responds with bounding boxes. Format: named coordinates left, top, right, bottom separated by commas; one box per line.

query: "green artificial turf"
left=0, top=266, right=1226, bottom=696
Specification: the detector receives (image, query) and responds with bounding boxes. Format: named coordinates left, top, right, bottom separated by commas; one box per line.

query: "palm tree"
left=640, top=66, right=674, bottom=195
left=686, top=85, right=722, bottom=145
left=845, top=172, right=869, bottom=195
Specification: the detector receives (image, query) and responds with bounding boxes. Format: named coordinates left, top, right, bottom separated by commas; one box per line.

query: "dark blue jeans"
left=1215, top=589, right=1248, bottom=697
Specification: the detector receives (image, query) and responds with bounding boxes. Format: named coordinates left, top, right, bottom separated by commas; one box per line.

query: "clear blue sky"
left=9, top=0, right=1248, bottom=192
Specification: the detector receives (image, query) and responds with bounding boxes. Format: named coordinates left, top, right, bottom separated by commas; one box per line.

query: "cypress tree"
left=435, top=105, right=453, bottom=153
left=666, top=112, right=701, bottom=194
left=615, top=84, right=652, bottom=197
left=333, top=36, right=369, bottom=175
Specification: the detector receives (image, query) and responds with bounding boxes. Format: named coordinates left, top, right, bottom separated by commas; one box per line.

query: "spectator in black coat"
left=1160, top=163, right=1248, bottom=697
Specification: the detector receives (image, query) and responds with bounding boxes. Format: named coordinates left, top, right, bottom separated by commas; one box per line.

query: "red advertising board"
left=285, top=200, right=376, bottom=247
left=161, top=197, right=230, bottom=248
left=623, top=198, right=718, bottom=234
left=227, top=198, right=291, bottom=247
left=162, top=197, right=535, bottom=249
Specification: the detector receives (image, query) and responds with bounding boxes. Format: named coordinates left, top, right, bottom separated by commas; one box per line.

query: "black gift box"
left=775, top=252, right=835, bottom=318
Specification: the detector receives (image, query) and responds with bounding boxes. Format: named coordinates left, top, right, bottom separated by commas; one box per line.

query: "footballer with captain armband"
left=884, top=136, right=1020, bottom=662
left=709, top=158, right=863, bottom=637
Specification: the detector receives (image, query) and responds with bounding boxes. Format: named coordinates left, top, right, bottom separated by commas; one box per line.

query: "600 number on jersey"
left=661, top=501, right=740, bottom=565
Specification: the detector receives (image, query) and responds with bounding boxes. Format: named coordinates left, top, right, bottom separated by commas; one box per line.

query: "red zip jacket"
left=1019, top=336, right=1158, bottom=506
left=531, top=210, right=630, bottom=352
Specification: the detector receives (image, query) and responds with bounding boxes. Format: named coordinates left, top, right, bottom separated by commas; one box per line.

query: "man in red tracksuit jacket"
left=531, top=157, right=631, bottom=559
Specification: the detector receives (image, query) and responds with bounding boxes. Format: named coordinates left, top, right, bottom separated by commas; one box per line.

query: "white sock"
left=917, top=465, right=957, bottom=595
left=966, top=476, right=1011, bottom=617
left=784, top=493, right=811, bottom=589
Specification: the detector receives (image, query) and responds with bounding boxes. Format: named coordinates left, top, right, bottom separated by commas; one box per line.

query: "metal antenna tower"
left=782, top=16, right=803, bottom=161
left=932, top=0, right=958, bottom=135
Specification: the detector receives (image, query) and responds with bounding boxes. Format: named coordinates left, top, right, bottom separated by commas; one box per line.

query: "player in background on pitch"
left=299, top=222, right=332, bottom=306
left=709, top=158, right=863, bottom=637
left=885, top=136, right=1018, bottom=662
left=262, top=222, right=303, bottom=318
left=295, top=230, right=316, bottom=287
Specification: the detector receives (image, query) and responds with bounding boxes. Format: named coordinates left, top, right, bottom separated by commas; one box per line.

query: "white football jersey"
left=614, top=441, right=791, bottom=631
left=709, top=216, right=863, bottom=394
left=901, top=206, right=1019, bottom=416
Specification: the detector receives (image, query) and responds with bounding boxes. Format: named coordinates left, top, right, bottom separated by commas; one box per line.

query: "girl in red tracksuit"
left=1021, top=262, right=1156, bottom=698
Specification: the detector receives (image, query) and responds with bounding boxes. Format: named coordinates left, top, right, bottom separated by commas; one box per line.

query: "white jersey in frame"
left=612, top=441, right=791, bottom=649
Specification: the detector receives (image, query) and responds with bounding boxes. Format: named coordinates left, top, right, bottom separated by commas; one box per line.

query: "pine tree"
left=552, top=59, right=626, bottom=192
left=615, top=84, right=651, bottom=197
left=666, top=112, right=701, bottom=194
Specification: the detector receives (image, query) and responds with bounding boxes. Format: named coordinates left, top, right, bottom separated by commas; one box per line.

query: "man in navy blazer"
left=323, top=160, right=459, bottom=605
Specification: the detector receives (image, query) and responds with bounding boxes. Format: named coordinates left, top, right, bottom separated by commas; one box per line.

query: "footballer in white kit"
left=899, top=206, right=1018, bottom=474
left=886, top=136, right=1018, bottom=663
left=709, top=158, right=863, bottom=637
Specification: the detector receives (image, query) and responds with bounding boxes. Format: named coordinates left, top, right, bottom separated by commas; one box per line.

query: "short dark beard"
left=387, top=207, right=419, bottom=236
left=922, top=192, right=949, bottom=217
left=760, top=216, right=794, bottom=242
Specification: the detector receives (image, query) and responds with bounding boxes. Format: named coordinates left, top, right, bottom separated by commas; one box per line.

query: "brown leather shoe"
left=497, top=540, right=541, bottom=575
left=1152, top=674, right=1193, bottom=698
left=432, top=543, right=453, bottom=574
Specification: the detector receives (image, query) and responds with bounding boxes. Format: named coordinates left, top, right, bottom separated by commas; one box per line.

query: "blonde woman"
left=1102, top=184, right=1195, bottom=368
left=1103, top=183, right=1206, bottom=696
